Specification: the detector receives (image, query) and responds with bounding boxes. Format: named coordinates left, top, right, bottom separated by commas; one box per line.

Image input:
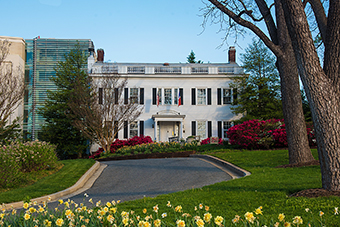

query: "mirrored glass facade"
left=24, top=38, right=94, bottom=140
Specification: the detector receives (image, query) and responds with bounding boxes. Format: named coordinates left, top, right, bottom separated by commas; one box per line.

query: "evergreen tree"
left=39, top=45, right=89, bottom=159
left=186, top=50, right=203, bottom=63
left=231, top=38, right=283, bottom=121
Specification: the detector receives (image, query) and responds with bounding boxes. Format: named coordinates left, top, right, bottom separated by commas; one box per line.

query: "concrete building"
left=88, top=47, right=243, bottom=145
left=0, top=36, right=25, bottom=126
left=24, top=37, right=94, bottom=140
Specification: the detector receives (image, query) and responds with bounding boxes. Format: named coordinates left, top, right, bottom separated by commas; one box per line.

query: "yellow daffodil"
left=278, top=213, right=285, bottom=222
left=255, top=206, right=263, bottom=215
left=245, top=212, right=255, bottom=223
left=204, top=213, right=212, bottom=222
left=292, top=216, right=303, bottom=225
left=106, top=202, right=112, bottom=207
left=23, top=202, right=29, bottom=209
left=232, top=215, right=240, bottom=223
left=196, top=218, right=205, bottom=227
left=143, top=208, right=147, bottom=214
left=214, top=216, right=224, bottom=226
left=24, top=213, right=30, bottom=221
left=107, top=214, right=115, bottom=224
left=284, top=222, right=291, bottom=227
left=175, top=205, right=182, bottom=213
left=176, top=219, right=185, bottom=227
left=58, top=199, right=63, bottom=205
left=154, top=219, right=161, bottom=227
left=153, top=205, right=159, bottom=213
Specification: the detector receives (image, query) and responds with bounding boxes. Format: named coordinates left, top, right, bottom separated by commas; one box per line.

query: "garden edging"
left=3, top=161, right=105, bottom=210
left=190, top=154, right=251, bottom=179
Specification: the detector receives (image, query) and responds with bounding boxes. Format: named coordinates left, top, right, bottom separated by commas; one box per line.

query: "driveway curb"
left=190, top=154, right=251, bottom=179
left=2, top=161, right=105, bottom=210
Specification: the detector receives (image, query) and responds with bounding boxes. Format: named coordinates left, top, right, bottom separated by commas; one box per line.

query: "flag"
left=157, top=92, right=160, bottom=107
left=178, top=89, right=181, bottom=106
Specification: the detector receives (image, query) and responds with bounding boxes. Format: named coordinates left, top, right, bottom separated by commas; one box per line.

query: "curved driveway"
left=57, top=157, right=233, bottom=206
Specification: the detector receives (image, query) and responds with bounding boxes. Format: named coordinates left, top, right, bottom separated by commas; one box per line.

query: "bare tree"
left=0, top=40, right=25, bottom=141
left=68, top=74, right=143, bottom=153
left=203, top=0, right=315, bottom=164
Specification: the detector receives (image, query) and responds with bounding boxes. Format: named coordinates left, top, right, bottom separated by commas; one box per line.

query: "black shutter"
left=207, top=88, right=211, bottom=105
left=218, top=121, right=222, bottom=138
left=114, top=121, right=118, bottom=138
left=124, top=121, right=128, bottom=139
left=191, top=121, right=196, bottom=136
left=140, top=88, right=144, bottom=105
left=124, top=88, right=128, bottom=104
left=152, top=88, right=157, bottom=105
left=217, top=88, right=221, bottom=105
left=140, top=121, right=144, bottom=136
left=114, top=88, right=119, bottom=104
left=98, top=88, right=103, bottom=104
left=208, top=121, right=212, bottom=138
left=179, top=88, right=183, bottom=105
left=191, top=88, right=196, bottom=105
left=233, top=88, right=238, bottom=105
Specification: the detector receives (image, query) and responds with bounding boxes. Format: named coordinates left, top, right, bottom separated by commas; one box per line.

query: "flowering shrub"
left=201, top=137, right=224, bottom=145
left=0, top=198, right=335, bottom=226
left=0, top=141, right=58, bottom=188
left=227, top=119, right=316, bottom=149
left=90, top=136, right=154, bottom=159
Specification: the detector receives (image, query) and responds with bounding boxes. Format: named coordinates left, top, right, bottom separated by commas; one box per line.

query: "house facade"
left=0, top=36, right=25, bottom=127
left=88, top=47, right=243, bottom=145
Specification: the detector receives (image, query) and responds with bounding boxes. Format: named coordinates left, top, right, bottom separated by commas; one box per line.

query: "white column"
left=179, top=120, right=183, bottom=141
left=154, top=119, right=158, bottom=142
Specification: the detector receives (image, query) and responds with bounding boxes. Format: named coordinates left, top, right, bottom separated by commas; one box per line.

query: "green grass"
left=116, top=149, right=340, bottom=226
left=0, top=159, right=95, bottom=204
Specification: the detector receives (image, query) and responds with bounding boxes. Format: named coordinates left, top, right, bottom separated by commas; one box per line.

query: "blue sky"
left=2, top=0, right=253, bottom=63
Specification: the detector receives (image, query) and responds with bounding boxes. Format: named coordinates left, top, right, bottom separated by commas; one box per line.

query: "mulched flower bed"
left=97, top=150, right=196, bottom=161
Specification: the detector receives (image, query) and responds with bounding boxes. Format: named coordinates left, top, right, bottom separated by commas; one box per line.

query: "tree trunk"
left=281, top=0, right=340, bottom=191
left=275, top=0, right=315, bottom=164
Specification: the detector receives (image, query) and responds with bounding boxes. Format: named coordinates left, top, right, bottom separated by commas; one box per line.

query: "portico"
left=152, top=110, right=185, bottom=142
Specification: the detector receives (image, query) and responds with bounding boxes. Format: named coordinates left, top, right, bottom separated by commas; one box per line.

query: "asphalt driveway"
left=54, top=157, right=233, bottom=207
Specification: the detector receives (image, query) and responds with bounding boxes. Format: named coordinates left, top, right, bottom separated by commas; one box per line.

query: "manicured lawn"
left=116, top=149, right=340, bottom=226
left=0, top=159, right=95, bottom=204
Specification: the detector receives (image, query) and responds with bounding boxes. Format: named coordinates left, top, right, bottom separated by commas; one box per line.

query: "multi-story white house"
left=88, top=47, right=243, bottom=144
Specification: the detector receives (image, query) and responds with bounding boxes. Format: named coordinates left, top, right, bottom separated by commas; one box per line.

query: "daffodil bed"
left=0, top=197, right=337, bottom=226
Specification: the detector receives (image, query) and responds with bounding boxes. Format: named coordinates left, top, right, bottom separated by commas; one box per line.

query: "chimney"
left=228, top=46, right=236, bottom=63
left=97, top=48, right=104, bottom=62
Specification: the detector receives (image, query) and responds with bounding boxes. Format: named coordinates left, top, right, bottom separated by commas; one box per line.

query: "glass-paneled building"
left=24, top=37, right=94, bottom=140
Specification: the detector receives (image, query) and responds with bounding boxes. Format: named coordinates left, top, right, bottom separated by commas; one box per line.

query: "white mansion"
left=88, top=47, right=243, bottom=143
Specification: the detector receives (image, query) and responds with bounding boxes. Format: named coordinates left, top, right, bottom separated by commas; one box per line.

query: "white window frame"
left=164, top=88, right=172, bottom=105
left=223, top=121, right=233, bottom=139
left=130, top=88, right=139, bottom=104
left=197, top=121, right=206, bottom=139
left=197, top=88, right=207, bottom=105
left=222, top=88, right=232, bottom=105
left=129, top=121, right=139, bottom=138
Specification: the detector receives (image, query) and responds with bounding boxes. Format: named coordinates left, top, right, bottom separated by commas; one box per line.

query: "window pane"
left=164, top=88, right=172, bottom=105
left=223, top=121, right=232, bottom=138
left=197, top=89, right=206, bottom=105
left=157, top=88, right=162, bottom=104
left=130, top=88, right=138, bottom=104
left=130, top=121, right=138, bottom=137
left=174, top=88, right=178, bottom=105
left=197, top=121, right=206, bottom=139
left=223, top=89, right=232, bottom=104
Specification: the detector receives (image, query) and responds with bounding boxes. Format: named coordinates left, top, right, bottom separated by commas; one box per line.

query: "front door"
left=159, top=121, right=175, bottom=142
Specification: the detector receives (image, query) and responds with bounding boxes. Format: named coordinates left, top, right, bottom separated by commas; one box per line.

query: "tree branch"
left=208, top=0, right=282, bottom=56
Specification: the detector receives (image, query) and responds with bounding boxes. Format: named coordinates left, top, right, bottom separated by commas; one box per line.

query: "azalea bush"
left=0, top=198, right=335, bottom=226
left=227, top=119, right=316, bottom=149
left=0, top=141, right=58, bottom=188
left=90, top=136, right=154, bottom=159
left=201, top=137, right=224, bottom=145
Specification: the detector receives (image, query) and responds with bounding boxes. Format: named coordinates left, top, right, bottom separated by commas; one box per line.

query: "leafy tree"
left=231, top=38, right=283, bottom=121
left=39, top=45, right=89, bottom=159
left=0, top=40, right=25, bottom=143
left=187, top=50, right=203, bottom=63
left=202, top=0, right=315, bottom=166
